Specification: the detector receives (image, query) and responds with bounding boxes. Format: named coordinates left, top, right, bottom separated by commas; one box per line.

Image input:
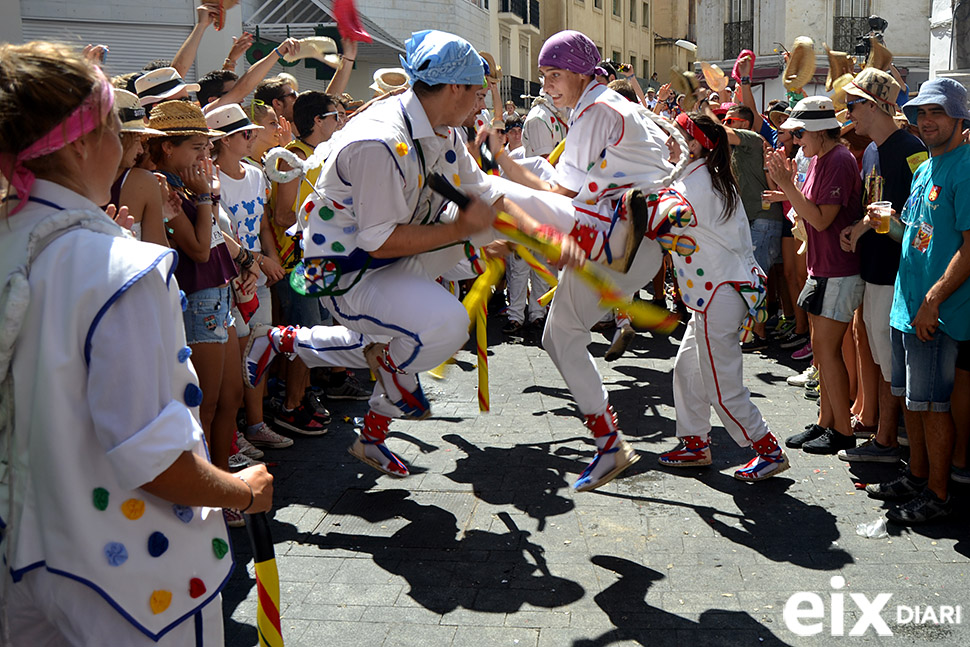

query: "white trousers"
left=672, top=287, right=770, bottom=447
left=506, top=252, right=550, bottom=324
left=2, top=567, right=223, bottom=646
left=290, top=246, right=470, bottom=418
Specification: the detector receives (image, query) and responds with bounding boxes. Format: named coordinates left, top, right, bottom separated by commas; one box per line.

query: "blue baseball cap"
left=902, top=77, right=970, bottom=127
left=400, top=30, right=485, bottom=87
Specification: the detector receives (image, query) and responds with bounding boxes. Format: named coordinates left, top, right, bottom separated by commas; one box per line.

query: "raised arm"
left=172, top=4, right=219, bottom=78
left=325, top=38, right=358, bottom=97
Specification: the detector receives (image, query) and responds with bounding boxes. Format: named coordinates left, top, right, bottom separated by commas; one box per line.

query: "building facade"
left=695, top=0, right=931, bottom=110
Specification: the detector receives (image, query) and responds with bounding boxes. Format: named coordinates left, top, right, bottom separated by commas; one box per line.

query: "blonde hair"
left=0, top=41, right=107, bottom=182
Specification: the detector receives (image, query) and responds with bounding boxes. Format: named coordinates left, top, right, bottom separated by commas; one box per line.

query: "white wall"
left=929, top=0, right=954, bottom=78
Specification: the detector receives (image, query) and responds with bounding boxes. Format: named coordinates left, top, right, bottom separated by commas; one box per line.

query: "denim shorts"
left=798, top=274, right=864, bottom=323
left=891, top=327, right=959, bottom=412
left=749, top=218, right=784, bottom=273
left=183, top=285, right=234, bottom=345
left=232, top=284, right=273, bottom=338
left=273, top=274, right=332, bottom=327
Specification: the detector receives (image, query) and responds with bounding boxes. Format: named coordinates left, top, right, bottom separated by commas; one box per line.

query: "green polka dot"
left=93, top=487, right=109, bottom=511
left=212, top=538, right=229, bottom=560
left=696, top=268, right=704, bottom=276
left=318, top=206, right=334, bottom=221
left=331, top=241, right=345, bottom=253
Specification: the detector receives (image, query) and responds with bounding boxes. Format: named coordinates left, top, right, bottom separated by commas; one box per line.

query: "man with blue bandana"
left=244, top=31, right=585, bottom=478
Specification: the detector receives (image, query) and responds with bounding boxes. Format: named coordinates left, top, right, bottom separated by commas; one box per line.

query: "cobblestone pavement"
left=223, top=313, right=969, bottom=646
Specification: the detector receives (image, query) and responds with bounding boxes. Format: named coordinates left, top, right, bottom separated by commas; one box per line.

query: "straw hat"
left=701, top=62, right=729, bottom=94
left=204, top=104, right=262, bottom=140
left=134, top=67, right=200, bottom=108
left=824, top=45, right=856, bottom=91
left=783, top=37, right=816, bottom=92
left=277, top=72, right=299, bottom=93
left=480, top=52, right=502, bottom=83
left=670, top=66, right=700, bottom=110
left=829, top=73, right=856, bottom=110
left=214, top=0, right=240, bottom=31
left=148, top=100, right=225, bottom=137
left=114, top=89, right=164, bottom=135
left=283, top=37, right=342, bottom=68
left=865, top=36, right=893, bottom=71
left=369, top=68, right=410, bottom=94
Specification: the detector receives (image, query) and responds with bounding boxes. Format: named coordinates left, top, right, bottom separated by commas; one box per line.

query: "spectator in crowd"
left=134, top=66, right=199, bottom=112
left=504, top=114, right=525, bottom=159
left=503, top=99, right=518, bottom=120
left=767, top=97, right=863, bottom=455
left=837, top=68, right=927, bottom=464
left=0, top=40, right=272, bottom=645
left=255, top=77, right=298, bottom=124
left=865, top=78, right=970, bottom=524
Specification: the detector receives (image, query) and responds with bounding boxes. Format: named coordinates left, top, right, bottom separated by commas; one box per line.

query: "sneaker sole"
left=273, top=417, right=329, bottom=436
left=657, top=455, right=713, bottom=467
left=247, top=437, right=295, bottom=449
left=836, top=450, right=901, bottom=463
left=574, top=448, right=640, bottom=492
left=325, top=393, right=372, bottom=401
left=347, top=442, right=409, bottom=478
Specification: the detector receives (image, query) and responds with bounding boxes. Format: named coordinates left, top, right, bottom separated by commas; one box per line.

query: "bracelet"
left=234, top=247, right=247, bottom=264
left=212, top=194, right=220, bottom=206
left=273, top=47, right=282, bottom=58
left=343, top=56, right=355, bottom=62
left=240, top=248, right=255, bottom=270
left=740, top=76, right=751, bottom=85
left=195, top=192, right=212, bottom=203
left=237, top=476, right=255, bottom=513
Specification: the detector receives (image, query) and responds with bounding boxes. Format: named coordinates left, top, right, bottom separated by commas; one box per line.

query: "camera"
left=854, top=15, right=888, bottom=57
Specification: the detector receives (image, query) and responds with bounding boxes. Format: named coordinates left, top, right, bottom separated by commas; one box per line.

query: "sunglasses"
left=846, top=97, right=868, bottom=113
left=279, top=90, right=297, bottom=101
left=791, top=128, right=807, bottom=139
left=318, top=111, right=339, bottom=120
left=723, top=117, right=746, bottom=124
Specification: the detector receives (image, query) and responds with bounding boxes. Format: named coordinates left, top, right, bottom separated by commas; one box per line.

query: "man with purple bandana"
left=486, top=29, right=687, bottom=491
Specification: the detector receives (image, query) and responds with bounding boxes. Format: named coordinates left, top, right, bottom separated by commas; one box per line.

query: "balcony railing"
left=723, top=21, right=753, bottom=60
left=500, top=75, right=542, bottom=108
left=501, top=0, right=527, bottom=21
left=833, top=16, right=869, bottom=52
left=529, top=1, right=540, bottom=29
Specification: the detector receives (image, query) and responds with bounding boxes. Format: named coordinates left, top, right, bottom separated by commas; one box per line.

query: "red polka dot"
left=705, top=282, right=713, bottom=290
left=685, top=256, right=692, bottom=264
left=304, top=201, right=314, bottom=213
left=588, top=182, right=598, bottom=192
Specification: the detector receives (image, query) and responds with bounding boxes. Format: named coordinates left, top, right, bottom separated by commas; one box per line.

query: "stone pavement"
left=223, top=315, right=970, bottom=646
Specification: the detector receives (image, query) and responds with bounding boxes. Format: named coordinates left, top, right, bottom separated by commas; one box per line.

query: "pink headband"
left=0, top=69, right=115, bottom=215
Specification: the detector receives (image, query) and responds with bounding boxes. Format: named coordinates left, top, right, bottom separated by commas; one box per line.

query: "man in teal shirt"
left=866, top=78, right=970, bottom=524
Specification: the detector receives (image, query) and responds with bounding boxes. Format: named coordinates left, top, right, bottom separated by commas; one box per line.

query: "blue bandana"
left=400, top=30, right=485, bottom=87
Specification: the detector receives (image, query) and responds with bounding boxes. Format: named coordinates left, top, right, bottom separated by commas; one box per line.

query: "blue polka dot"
left=312, top=233, right=327, bottom=245
left=613, top=171, right=626, bottom=178
left=172, top=504, right=193, bottom=523
left=177, top=346, right=192, bottom=363
left=104, top=542, right=128, bottom=567
left=148, top=532, right=169, bottom=557
left=343, top=197, right=354, bottom=206
left=445, top=150, right=457, bottom=163
left=343, top=225, right=357, bottom=234
left=678, top=269, right=685, bottom=277
left=683, top=294, right=691, bottom=303
left=184, top=383, right=203, bottom=408
left=696, top=298, right=704, bottom=307
left=179, top=290, right=187, bottom=312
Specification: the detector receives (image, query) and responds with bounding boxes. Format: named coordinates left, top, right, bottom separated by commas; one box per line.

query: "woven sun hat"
left=843, top=68, right=900, bottom=116
left=114, top=89, right=164, bottom=135
left=824, top=44, right=856, bottom=91
left=670, top=66, right=700, bottom=110
left=148, top=100, right=225, bottom=138
left=204, top=103, right=262, bottom=140
left=480, top=52, right=502, bottom=82
left=781, top=96, right=841, bottom=131
left=369, top=67, right=410, bottom=94
left=701, top=62, right=729, bottom=94
left=134, top=67, right=200, bottom=107
left=783, top=37, right=816, bottom=92
left=865, top=36, right=893, bottom=71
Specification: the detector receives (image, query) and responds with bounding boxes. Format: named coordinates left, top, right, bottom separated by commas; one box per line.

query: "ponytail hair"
left=687, top=112, right=740, bottom=222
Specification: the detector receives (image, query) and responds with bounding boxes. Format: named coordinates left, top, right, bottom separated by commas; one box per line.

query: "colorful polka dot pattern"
left=395, top=142, right=409, bottom=156
left=212, top=538, right=229, bottom=560
left=93, top=487, right=109, bottom=511
left=177, top=346, right=191, bottom=363
left=172, top=504, right=194, bottom=523
left=183, top=383, right=203, bottom=408
left=104, top=541, right=128, bottom=566
left=189, top=578, right=207, bottom=599
left=121, top=498, right=145, bottom=521
left=150, top=590, right=172, bottom=615
left=148, top=531, right=169, bottom=557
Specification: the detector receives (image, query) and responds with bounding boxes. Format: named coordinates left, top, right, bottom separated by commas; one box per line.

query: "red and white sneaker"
left=658, top=435, right=712, bottom=467
left=363, top=343, right=430, bottom=420
left=346, top=411, right=409, bottom=477
left=243, top=325, right=297, bottom=388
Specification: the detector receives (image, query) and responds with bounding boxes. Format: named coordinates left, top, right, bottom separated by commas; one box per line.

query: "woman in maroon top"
left=767, top=97, right=863, bottom=455
left=147, top=101, right=258, bottom=525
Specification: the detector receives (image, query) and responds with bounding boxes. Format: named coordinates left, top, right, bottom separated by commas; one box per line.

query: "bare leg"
left=951, top=368, right=970, bottom=470
left=812, top=314, right=853, bottom=436
left=853, top=307, right=880, bottom=427
left=921, top=410, right=955, bottom=500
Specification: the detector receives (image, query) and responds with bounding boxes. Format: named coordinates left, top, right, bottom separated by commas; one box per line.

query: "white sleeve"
left=337, top=141, right=410, bottom=252
left=451, top=131, right=505, bottom=206
left=554, top=104, right=623, bottom=193
left=86, top=267, right=203, bottom=490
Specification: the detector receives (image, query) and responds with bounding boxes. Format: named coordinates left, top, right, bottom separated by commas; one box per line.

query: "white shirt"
left=219, top=163, right=268, bottom=253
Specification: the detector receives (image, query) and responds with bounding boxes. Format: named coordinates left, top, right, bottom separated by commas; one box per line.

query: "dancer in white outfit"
left=485, top=30, right=689, bottom=491
left=653, top=112, right=789, bottom=481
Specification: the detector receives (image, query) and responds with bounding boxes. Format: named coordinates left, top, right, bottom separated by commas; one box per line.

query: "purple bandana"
left=538, top=30, right=600, bottom=76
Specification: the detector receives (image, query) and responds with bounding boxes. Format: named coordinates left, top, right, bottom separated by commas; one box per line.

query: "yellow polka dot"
left=395, top=142, right=409, bottom=157
left=600, top=160, right=607, bottom=169
left=121, top=498, right=145, bottom=521
left=150, top=590, right=172, bottom=615
left=686, top=280, right=694, bottom=289
left=453, top=174, right=461, bottom=187
left=418, top=174, right=423, bottom=187
left=586, top=199, right=596, bottom=205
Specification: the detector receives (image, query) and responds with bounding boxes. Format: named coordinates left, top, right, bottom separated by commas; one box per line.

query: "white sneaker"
left=235, top=430, right=265, bottom=460
left=787, top=365, right=817, bottom=387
